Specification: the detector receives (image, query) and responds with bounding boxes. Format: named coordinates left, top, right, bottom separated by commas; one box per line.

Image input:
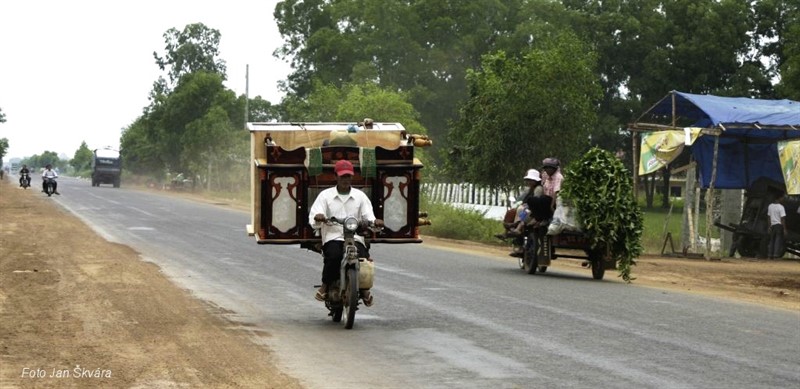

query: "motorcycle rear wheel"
left=523, top=233, right=539, bottom=275
left=343, top=268, right=359, bottom=329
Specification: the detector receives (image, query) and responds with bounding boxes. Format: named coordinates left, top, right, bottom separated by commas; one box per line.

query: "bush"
left=419, top=195, right=503, bottom=245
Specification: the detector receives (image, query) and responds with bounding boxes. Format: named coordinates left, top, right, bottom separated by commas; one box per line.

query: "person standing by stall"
left=767, top=192, right=787, bottom=259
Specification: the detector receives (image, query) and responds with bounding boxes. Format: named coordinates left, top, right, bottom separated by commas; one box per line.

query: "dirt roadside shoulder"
left=0, top=180, right=302, bottom=388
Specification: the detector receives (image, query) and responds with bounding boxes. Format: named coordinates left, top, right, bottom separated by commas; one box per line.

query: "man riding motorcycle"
left=308, top=160, right=384, bottom=306
left=42, top=164, right=60, bottom=195
left=19, top=164, right=31, bottom=187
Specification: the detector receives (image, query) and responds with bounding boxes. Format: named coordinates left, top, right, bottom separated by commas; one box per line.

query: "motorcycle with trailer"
left=245, top=120, right=431, bottom=329
left=519, top=226, right=615, bottom=280
left=510, top=197, right=616, bottom=280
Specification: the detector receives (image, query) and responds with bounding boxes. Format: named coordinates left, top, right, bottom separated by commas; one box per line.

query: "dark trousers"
left=322, top=240, right=369, bottom=285
left=42, top=180, right=57, bottom=193
left=767, top=224, right=785, bottom=259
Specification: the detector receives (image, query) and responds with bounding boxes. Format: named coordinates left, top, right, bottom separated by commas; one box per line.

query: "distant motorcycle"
left=315, top=217, right=380, bottom=329
left=19, top=172, right=31, bottom=189
left=43, top=177, right=57, bottom=197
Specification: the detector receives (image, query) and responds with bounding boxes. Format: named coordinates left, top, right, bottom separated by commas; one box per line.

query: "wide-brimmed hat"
left=523, top=169, right=541, bottom=181
left=334, top=160, right=355, bottom=176
left=542, top=157, right=560, bottom=169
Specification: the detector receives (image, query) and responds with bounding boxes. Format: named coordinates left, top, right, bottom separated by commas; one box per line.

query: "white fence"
left=421, top=183, right=515, bottom=220
left=422, top=183, right=515, bottom=206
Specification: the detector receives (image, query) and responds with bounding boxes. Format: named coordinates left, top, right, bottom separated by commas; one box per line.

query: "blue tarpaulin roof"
left=634, top=91, right=800, bottom=189
left=648, top=91, right=800, bottom=129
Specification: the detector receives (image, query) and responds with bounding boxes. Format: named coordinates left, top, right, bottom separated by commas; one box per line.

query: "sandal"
left=361, top=291, right=374, bottom=307
left=315, top=290, right=327, bottom=301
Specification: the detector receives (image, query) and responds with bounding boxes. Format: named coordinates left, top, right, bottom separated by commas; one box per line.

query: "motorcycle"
left=19, top=172, right=31, bottom=189
left=518, top=222, right=551, bottom=275
left=315, top=217, right=380, bottom=329
left=43, top=177, right=57, bottom=197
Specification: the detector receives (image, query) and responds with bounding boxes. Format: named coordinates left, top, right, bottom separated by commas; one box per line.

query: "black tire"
left=523, top=233, right=538, bottom=274
left=343, top=268, right=359, bottom=329
left=113, top=177, right=120, bottom=188
left=589, top=250, right=605, bottom=280
left=332, top=307, right=343, bottom=322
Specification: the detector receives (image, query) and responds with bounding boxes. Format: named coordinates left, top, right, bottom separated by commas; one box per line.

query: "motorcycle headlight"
left=344, top=217, right=359, bottom=232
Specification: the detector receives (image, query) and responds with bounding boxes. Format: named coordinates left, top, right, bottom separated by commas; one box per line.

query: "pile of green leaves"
left=561, top=147, right=643, bottom=282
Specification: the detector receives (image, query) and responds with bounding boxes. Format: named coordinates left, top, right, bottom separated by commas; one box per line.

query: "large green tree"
left=154, top=23, right=227, bottom=90
left=70, top=141, right=94, bottom=175
left=445, top=32, right=602, bottom=189
left=274, top=0, right=526, bottom=143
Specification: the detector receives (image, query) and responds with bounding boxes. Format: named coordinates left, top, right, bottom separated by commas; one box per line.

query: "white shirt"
left=42, top=169, right=58, bottom=179
left=308, top=186, right=376, bottom=245
left=768, top=203, right=786, bottom=226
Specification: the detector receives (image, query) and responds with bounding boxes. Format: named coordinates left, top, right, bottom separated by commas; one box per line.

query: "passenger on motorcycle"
left=309, top=160, right=384, bottom=306
left=495, top=168, right=553, bottom=256
left=496, top=169, right=544, bottom=239
left=541, top=157, right=563, bottom=210
left=42, top=164, right=60, bottom=195
left=19, top=164, right=31, bottom=187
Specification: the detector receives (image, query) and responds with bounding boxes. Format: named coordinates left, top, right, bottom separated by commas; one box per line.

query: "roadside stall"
left=628, top=91, right=800, bottom=258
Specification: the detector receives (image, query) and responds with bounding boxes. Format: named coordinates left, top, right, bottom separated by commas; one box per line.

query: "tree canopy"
left=122, top=23, right=275, bottom=191
left=272, top=0, right=800, bottom=186
left=70, top=141, right=94, bottom=175
left=445, top=32, right=601, bottom=188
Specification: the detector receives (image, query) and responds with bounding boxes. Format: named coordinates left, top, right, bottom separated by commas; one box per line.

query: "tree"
left=120, top=116, right=166, bottom=176
left=23, top=151, right=63, bottom=170
left=0, top=138, right=8, bottom=164
left=153, top=23, right=227, bottom=90
left=281, top=81, right=426, bottom=132
left=273, top=0, right=526, bottom=146
left=70, top=141, right=94, bottom=175
left=762, top=1, right=800, bottom=99
left=445, top=32, right=602, bottom=189
left=0, top=107, right=6, bottom=123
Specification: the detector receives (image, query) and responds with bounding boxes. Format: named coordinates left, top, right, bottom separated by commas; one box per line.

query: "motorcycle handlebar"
left=323, top=217, right=383, bottom=232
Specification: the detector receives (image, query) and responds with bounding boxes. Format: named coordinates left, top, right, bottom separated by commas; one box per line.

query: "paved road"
left=40, top=176, right=800, bottom=388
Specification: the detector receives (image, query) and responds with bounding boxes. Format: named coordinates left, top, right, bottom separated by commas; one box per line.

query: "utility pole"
left=244, top=64, right=249, bottom=128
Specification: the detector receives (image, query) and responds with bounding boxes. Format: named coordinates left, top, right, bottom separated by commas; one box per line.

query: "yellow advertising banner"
left=778, top=140, right=800, bottom=195
left=639, top=131, right=686, bottom=175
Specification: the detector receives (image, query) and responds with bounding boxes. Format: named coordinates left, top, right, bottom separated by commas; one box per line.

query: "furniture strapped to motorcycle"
left=246, top=121, right=431, bottom=248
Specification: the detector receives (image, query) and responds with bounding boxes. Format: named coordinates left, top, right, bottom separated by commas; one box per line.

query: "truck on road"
left=91, top=148, right=121, bottom=188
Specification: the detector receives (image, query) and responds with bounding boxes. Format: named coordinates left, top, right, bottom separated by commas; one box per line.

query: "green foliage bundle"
left=561, top=147, right=643, bottom=282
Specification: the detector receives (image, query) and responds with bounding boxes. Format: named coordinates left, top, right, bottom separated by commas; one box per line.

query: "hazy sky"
left=0, top=0, right=292, bottom=161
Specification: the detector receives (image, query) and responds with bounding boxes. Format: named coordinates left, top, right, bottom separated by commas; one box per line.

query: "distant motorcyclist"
left=19, top=164, right=31, bottom=187
left=42, top=164, right=60, bottom=195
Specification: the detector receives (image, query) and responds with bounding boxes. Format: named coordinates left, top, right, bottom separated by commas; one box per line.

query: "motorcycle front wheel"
left=343, top=268, right=359, bottom=329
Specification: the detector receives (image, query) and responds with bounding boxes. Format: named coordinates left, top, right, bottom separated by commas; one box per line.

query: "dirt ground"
left=1, top=179, right=799, bottom=388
